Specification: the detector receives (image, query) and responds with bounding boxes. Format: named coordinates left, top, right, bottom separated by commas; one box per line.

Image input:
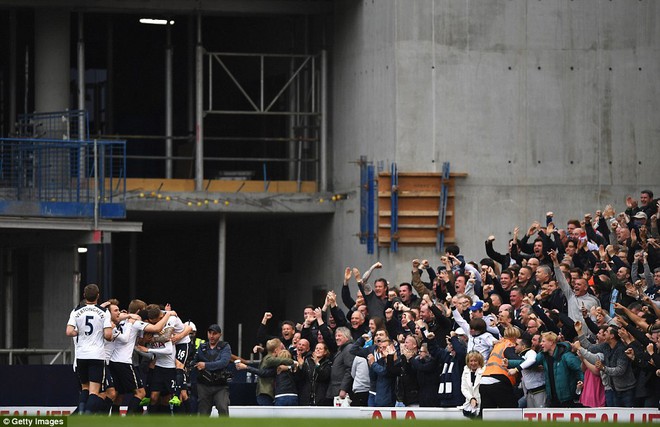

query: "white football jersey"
left=104, top=333, right=115, bottom=361
left=110, top=319, right=149, bottom=364
left=147, top=339, right=175, bottom=368
left=166, top=315, right=191, bottom=344
left=67, top=304, right=112, bottom=360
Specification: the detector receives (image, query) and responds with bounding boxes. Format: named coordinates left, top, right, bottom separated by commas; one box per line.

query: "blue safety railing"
left=359, top=156, right=368, bottom=245
left=390, top=162, right=399, bottom=253
left=0, top=138, right=126, bottom=219
left=436, top=161, right=451, bottom=253
left=15, top=110, right=89, bottom=141
left=367, top=164, right=375, bottom=254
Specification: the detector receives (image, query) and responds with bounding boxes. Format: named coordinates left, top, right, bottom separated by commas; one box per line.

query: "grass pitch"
left=62, top=417, right=639, bottom=427
left=63, top=417, right=518, bottom=427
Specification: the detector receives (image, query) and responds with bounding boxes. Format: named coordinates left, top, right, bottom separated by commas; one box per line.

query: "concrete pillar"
left=9, top=10, right=17, bottom=131
left=195, top=15, right=204, bottom=191
left=106, top=17, right=115, bottom=133
left=217, top=215, right=226, bottom=328
left=128, top=233, right=137, bottom=301
left=35, top=9, right=70, bottom=113
left=2, top=249, right=14, bottom=349
left=42, top=247, right=77, bottom=358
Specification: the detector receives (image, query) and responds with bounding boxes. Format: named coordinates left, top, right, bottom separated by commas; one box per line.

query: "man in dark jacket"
left=193, top=324, right=232, bottom=416
left=576, top=324, right=636, bottom=407
left=411, top=343, right=441, bottom=407
left=432, top=332, right=467, bottom=407
left=326, top=327, right=355, bottom=401
left=369, top=338, right=398, bottom=406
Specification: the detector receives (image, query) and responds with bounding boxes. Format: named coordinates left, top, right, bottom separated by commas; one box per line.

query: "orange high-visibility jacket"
left=482, top=338, right=517, bottom=386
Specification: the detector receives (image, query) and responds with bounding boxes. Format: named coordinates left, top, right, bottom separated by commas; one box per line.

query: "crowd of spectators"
left=245, top=190, right=660, bottom=414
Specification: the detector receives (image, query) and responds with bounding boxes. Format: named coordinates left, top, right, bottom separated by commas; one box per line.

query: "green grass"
left=63, top=418, right=510, bottom=427
left=60, top=417, right=641, bottom=427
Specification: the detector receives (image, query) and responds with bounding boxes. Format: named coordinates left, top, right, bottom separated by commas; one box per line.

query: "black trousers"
left=480, top=380, right=518, bottom=409
left=349, top=391, right=369, bottom=407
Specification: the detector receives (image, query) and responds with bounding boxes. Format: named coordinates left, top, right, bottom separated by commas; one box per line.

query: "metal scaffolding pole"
left=73, top=248, right=80, bottom=313
left=217, top=215, right=226, bottom=331
left=106, top=17, right=115, bottom=134
left=320, top=49, right=328, bottom=191
left=187, top=15, right=195, bottom=154
left=287, top=57, right=296, bottom=181
left=165, top=23, right=173, bottom=179
left=77, top=13, right=86, bottom=183
left=9, top=11, right=17, bottom=135
left=195, top=14, right=204, bottom=191
left=77, top=13, right=85, bottom=137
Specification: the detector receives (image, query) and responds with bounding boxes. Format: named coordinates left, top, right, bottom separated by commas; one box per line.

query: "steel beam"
left=0, top=0, right=333, bottom=15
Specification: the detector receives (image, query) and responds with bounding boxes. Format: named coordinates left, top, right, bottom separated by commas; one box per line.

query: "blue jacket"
left=371, top=355, right=396, bottom=406
left=194, top=340, right=231, bottom=372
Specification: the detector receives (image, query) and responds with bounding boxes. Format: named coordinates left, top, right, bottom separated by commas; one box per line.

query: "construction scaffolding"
left=0, top=109, right=125, bottom=219
left=14, top=110, right=88, bottom=141
left=0, top=137, right=126, bottom=218
left=200, top=50, right=326, bottom=191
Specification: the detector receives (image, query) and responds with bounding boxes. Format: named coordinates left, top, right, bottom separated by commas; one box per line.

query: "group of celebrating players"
left=65, top=284, right=195, bottom=415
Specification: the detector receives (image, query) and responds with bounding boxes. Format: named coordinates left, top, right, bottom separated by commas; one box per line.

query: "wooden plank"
left=380, top=228, right=447, bottom=238
left=397, top=198, right=442, bottom=211
left=378, top=239, right=456, bottom=247
left=379, top=224, right=451, bottom=230
left=397, top=237, right=438, bottom=243
left=379, top=216, right=448, bottom=226
left=380, top=210, right=453, bottom=217
left=379, top=172, right=468, bottom=178
left=378, top=190, right=456, bottom=198
left=400, top=239, right=456, bottom=246
left=377, top=170, right=463, bottom=248
left=125, top=178, right=317, bottom=193
left=378, top=234, right=456, bottom=244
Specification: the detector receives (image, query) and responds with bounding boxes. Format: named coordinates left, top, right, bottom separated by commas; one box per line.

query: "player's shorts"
left=101, top=364, right=114, bottom=392
left=175, top=343, right=191, bottom=365
left=109, top=361, right=144, bottom=394
left=150, top=366, right=176, bottom=394
left=140, top=367, right=152, bottom=396
left=76, top=359, right=105, bottom=384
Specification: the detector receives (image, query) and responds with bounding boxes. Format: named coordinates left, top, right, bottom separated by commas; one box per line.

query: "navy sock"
left=77, top=389, right=89, bottom=414
left=104, top=397, right=113, bottom=414
left=111, top=404, right=120, bottom=416
left=174, top=369, right=183, bottom=396
left=127, top=396, right=142, bottom=414
left=85, top=394, right=105, bottom=414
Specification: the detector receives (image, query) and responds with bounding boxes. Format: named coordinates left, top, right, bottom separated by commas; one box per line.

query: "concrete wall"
left=329, top=0, right=660, bottom=289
